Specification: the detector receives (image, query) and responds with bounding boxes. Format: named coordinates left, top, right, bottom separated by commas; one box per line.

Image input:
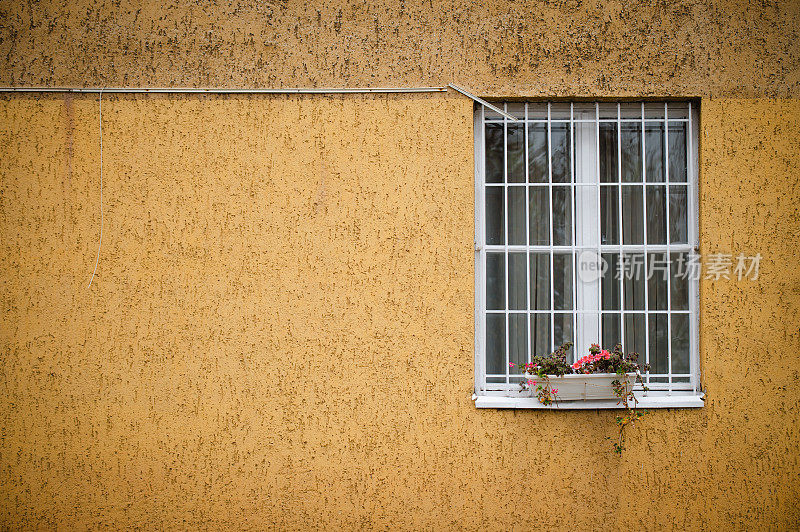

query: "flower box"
left=526, top=372, right=637, bottom=401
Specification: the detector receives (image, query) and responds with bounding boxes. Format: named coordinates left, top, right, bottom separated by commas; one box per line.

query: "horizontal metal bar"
left=0, top=86, right=448, bottom=94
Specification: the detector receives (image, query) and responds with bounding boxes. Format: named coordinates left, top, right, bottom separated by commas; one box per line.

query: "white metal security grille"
left=475, top=102, right=699, bottom=396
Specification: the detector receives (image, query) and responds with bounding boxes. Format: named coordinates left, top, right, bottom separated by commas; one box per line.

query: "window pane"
left=531, top=313, right=551, bottom=357
left=624, top=313, right=646, bottom=363
left=508, top=187, right=526, bottom=245
left=553, top=253, right=573, bottom=310
left=670, top=252, right=689, bottom=310
left=600, top=185, right=619, bottom=245
left=485, top=186, right=504, bottom=245
left=485, top=123, right=504, bottom=183
left=621, top=123, right=642, bottom=182
left=602, top=313, right=621, bottom=349
left=508, top=252, right=527, bottom=311
left=529, top=253, right=550, bottom=310
left=646, top=185, right=666, bottom=244
left=552, top=186, right=572, bottom=246
left=528, top=186, right=550, bottom=245
left=671, top=314, right=690, bottom=374
left=600, top=122, right=618, bottom=183
left=554, top=313, right=574, bottom=359
left=669, top=185, right=688, bottom=244
left=528, top=123, right=548, bottom=183
left=645, top=121, right=665, bottom=183
left=601, top=253, right=620, bottom=310
left=622, top=185, right=643, bottom=244
left=622, top=253, right=645, bottom=310
left=648, top=252, right=668, bottom=310
left=645, top=103, right=665, bottom=119
left=668, top=121, right=687, bottom=182
left=486, top=314, right=506, bottom=374
left=509, top=313, right=527, bottom=366
left=649, top=313, right=669, bottom=374
left=507, top=123, right=525, bottom=183
left=486, top=253, right=505, bottom=310
left=551, top=123, right=571, bottom=183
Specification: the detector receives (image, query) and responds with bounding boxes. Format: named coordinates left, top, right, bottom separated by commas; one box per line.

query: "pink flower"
left=527, top=379, right=534, bottom=385
left=601, top=350, right=611, bottom=360
left=571, top=362, right=581, bottom=369
left=509, top=362, right=515, bottom=368
left=552, top=388, right=558, bottom=394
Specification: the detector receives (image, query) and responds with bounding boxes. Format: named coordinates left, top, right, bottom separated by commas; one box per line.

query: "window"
left=474, top=102, right=700, bottom=404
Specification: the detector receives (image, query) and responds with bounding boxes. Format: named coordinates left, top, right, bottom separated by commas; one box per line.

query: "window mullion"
left=641, top=102, right=650, bottom=385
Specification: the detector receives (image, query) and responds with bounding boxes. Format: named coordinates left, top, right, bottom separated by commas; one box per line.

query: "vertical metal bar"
left=570, top=102, right=577, bottom=363
left=665, top=102, right=673, bottom=393
left=525, top=103, right=531, bottom=365
left=548, top=102, right=555, bottom=353
left=596, top=102, right=602, bottom=352
left=504, top=104, right=510, bottom=382
left=641, top=102, right=650, bottom=384
left=618, top=103, right=625, bottom=358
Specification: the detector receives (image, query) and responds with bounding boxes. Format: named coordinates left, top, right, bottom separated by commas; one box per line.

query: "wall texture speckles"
left=0, top=0, right=799, bottom=97
left=1, top=0, right=800, bottom=529
left=1, top=91, right=799, bottom=530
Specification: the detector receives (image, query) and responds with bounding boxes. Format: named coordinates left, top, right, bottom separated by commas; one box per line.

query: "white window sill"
left=473, top=392, right=705, bottom=409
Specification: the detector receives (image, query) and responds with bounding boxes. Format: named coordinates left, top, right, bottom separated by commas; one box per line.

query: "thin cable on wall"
left=88, top=90, right=103, bottom=289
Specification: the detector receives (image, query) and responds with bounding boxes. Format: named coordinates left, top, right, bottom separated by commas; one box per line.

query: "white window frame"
left=473, top=102, right=704, bottom=409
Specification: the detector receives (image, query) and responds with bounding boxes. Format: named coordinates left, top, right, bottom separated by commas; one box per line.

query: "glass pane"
left=645, top=103, right=665, bottom=119
left=601, top=253, right=620, bottom=310
left=669, top=185, right=688, bottom=244
left=671, top=314, right=690, bottom=374
left=668, top=121, right=687, bottom=182
left=486, top=253, right=505, bottom=310
left=529, top=253, right=550, bottom=310
left=485, top=123, right=504, bottom=183
left=531, top=313, right=551, bottom=357
left=554, top=313, right=574, bottom=360
left=602, top=313, right=621, bottom=350
left=553, top=253, right=573, bottom=310
left=646, top=185, right=666, bottom=244
left=599, top=122, right=618, bottom=183
left=509, top=313, right=527, bottom=367
left=670, top=252, right=689, bottom=310
left=649, top=313, right=668, bottom=374
left=623, top=313, right=646, bottom=363
left=528, top=187, right=550, bottom=245
left=573, top=102, right=595, bottom=119
left=621, top=123, right=642, bottom=182
left=508, top=252, right=527, bottom=310
left=667, top=102, right=689, bottom=120
left=647, top=252, right=668, bottom=310
left=622, top=185, right=643, bottom=244
left=550, top=103, right=571, bottom=119
left=600, top=185, right=619, bottom=245
left=528, top=103, right=547, bottom=119
left=598, top=102, right=618, bottom=119
left=551, top=123, right=571, bottom=183
left=552, top=186, right=572, bottom=246
left=528, top=123, right=548, bottom=183
left=507, top=123, right=525, bottom=183
left=507, top=103, right=525, bottom=119
left=620, top=103, right=642, bottom=119
left=486, top=314, right=506, bottom=374
left=622, top=253, right=645, bottom=310
left=645, top=122, right=665, bottom=182
left=485, top=186, right=504, bottom=245
left=508, top=187, right=526, bottom=245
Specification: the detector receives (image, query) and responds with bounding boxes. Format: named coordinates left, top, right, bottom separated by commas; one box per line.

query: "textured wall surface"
left=0, top=0, right=799, bottom=97
left=1, top=0, right=800, bottom=529
left=1, top=92, right=799, bottom=530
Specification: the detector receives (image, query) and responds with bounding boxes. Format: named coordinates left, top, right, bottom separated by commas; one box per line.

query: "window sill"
left=473, top=392, right=705, bottom=409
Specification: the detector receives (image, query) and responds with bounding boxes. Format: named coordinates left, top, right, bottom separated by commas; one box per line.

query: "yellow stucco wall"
left=1, top=0, right=800, bottom=530
left=1, top=92, right=799, bottom=530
